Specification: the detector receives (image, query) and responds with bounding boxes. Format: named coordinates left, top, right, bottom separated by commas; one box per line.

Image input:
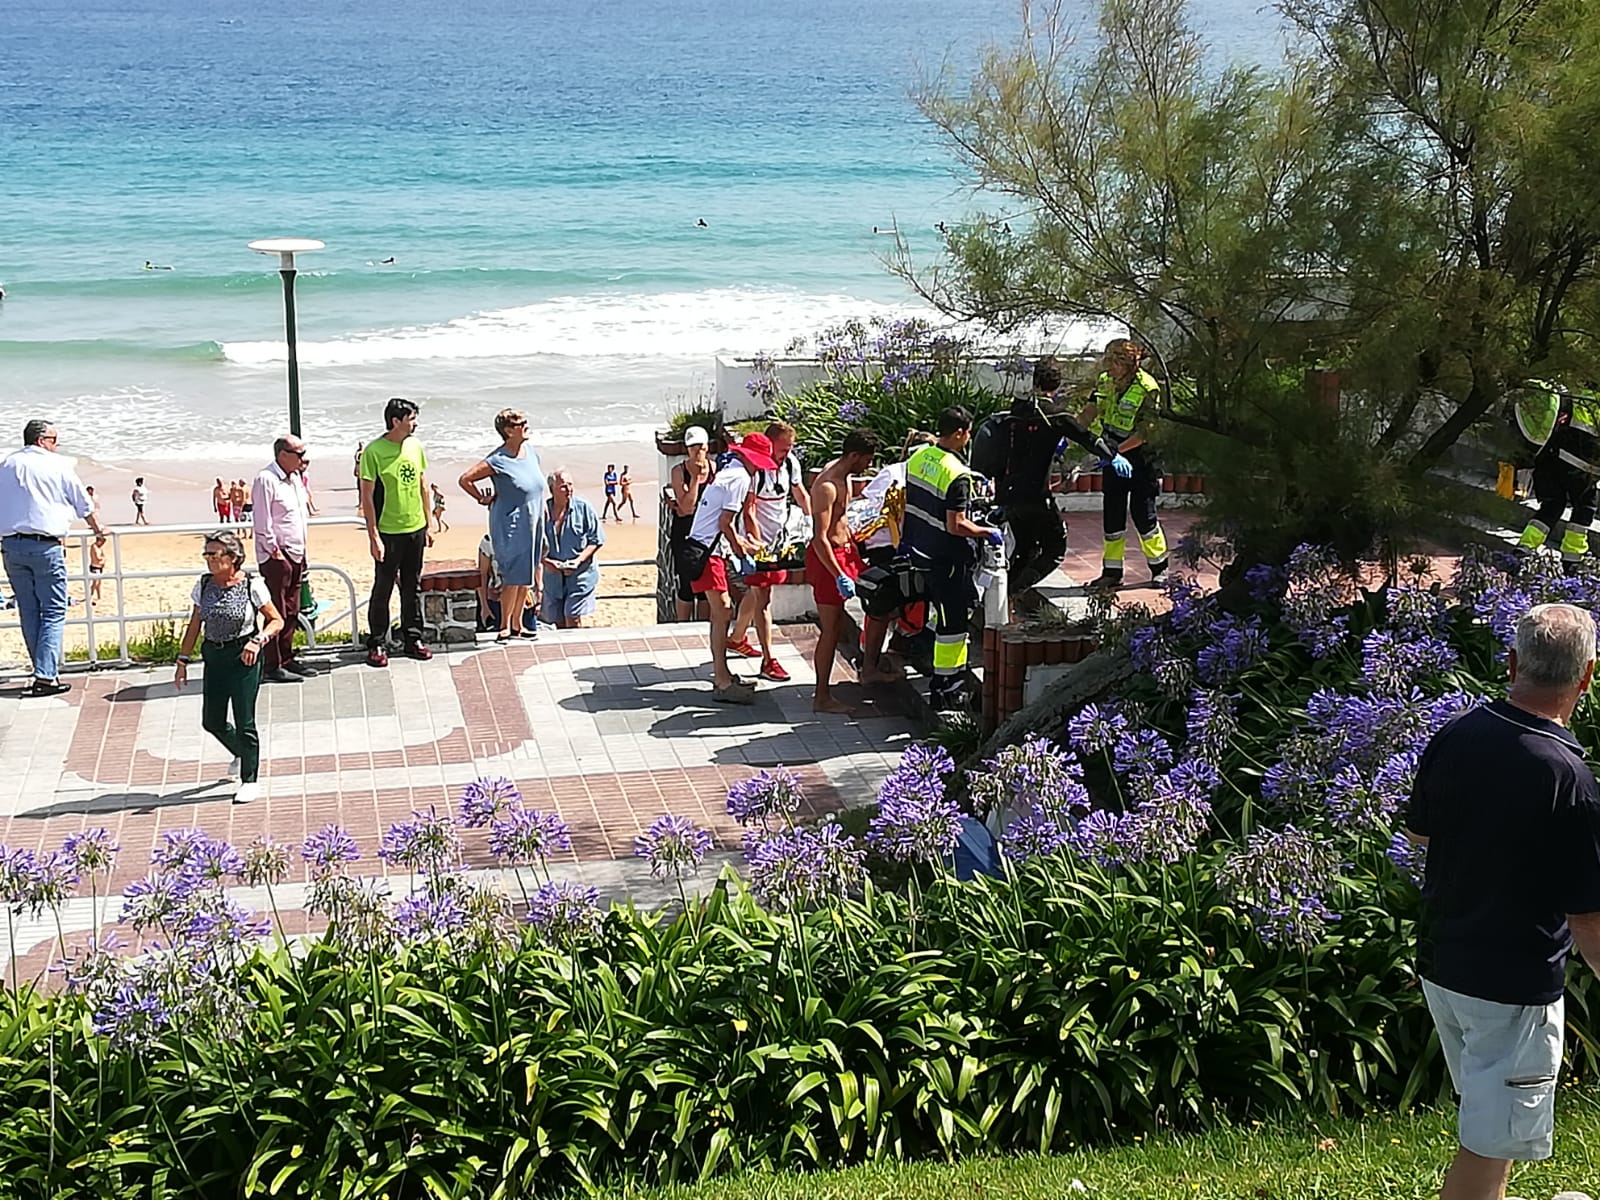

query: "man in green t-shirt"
left=359, top=397, right=434, bottom=667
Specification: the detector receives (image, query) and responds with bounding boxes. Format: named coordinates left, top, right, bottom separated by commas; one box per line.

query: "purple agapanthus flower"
left=61, top=828, right=118, bottom=878
left=1385, top=583, right=1451, bottom=639
left=838, top=397, right=870, bottom=424
left=1220, top=825, right=1343, bottom=949
left=1113, top=728, right=1174, bottom=778
left=151, top=829, right=214, bottom=875
left=1360, top=631, right=1458, bottom=695
left=120, top=871, right=197, bottom=931
left=487, top=808, right=572, bottom=866
left=58, top=932, right=126, bottom=998
left=746, top=824, right=866, bottom=911
left=966, top=735, right=1085, bottom=817
left=458, top=776, right=523, bottom=828
left=1244, top=563, right=1285, bottom=602
left=379, top=808, right=461, bottom=874
left=1161, top=576, right=1216, bottom=637
left=1196, top=614, right=1269, bottom=683
left=867, top=780, right=962, bottom=865
left=633, top=815, right=715, bottom=880
left=301, top=825, right=361, bottom=877
left=1121, top=769, right=1213, bottom=864
left=1066, top=704, right=1130, bottom=755
left=184, top=897, right=272, bottom=949
left=184, top=837, right=246, bottom=888
left=1185, top=689, right=1238, bottom=764
left=526, top=879, right=603, bottom=946
left=1069, top=809, right=1133, bottom=869
left=1000, top=804, right=1077, bottom=861
left=725, top=766, right=807, bottom=828
left=1386, top=833, right=1426, bottom=886
left=393, top=888, right=469, bottom=942
left=8, top=850, right=79, bottom=917
left=92, top=980, right=172, bottom=1053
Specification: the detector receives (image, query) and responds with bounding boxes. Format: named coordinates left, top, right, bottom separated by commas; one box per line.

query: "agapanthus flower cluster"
left=1066, top=703, right=1131, bottom=755
left=1, top=848, right=79, bottom=917
left=1000, top=805, right=1078, bottom=861
left=458, top=776, right=523, bottom=828
left=379, top=807, right=462, bottom=875
left=393, top=888, right=468, bottom=943
left=869, top=743, right=962, bottom=864
left=745, top=824, right=865, bottom=911
left=1196, top=614, right=1269, bottom=683
left=1220, top=825, right=1343, bottom=948
left=1068, top=809, right=1134, bottom=869
left=1360, top=631, right=1458, bottom=696
left=633, top=815, right=715, bottom=881
left=1244, top=563, right=1286, bottom=602
left=1384, top=583, right=1452, bottom=639
left=302, top=824, right=361, bottom=877
left=526, top=879, right=603, bottom=947
left=1113, top=728, right=1174, bottom=780
left=1161, top=576, right=1217, bottom=637
left=1185, top=689, right=1238, bottom=764
left=1281, top=543, right=1354, bottom=657
left=837, top=397, right=870, bottom=425
left=61, top=828, right=118, bottom=878
left=1386, top=833, right=1427, bottom=886
left=488, top=807, right=572, bottom=867
left=965, top=735, right=1085, bottom=818
left=1129, top=625, right=1194, bottom=697
left=725, top=766, right=806, bottom=830
left=57, top=932, right=126, bottom=999
left=307, top=874, right=394, bottom=952
left=236, top=837, right=292, bottom=888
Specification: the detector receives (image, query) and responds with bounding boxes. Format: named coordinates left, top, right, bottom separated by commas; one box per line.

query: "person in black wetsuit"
left=996, top=356, right=1128, bottom=596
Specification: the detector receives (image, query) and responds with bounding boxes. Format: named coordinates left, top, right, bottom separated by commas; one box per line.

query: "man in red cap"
left=684, top=431, right=778, bottom=704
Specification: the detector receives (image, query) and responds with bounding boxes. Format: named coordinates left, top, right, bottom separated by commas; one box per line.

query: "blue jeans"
left=2, top=537, right=68, bottom=681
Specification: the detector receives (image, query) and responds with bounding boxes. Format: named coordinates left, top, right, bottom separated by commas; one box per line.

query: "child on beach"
left=88, top=535, right=106, bottom=602
left=131, top=478, right=149, bottom=524
left=601, top=464, right=620, bottom=521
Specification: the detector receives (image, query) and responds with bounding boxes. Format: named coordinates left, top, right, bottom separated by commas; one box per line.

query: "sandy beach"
left=0, top=434, right=663, bottom=668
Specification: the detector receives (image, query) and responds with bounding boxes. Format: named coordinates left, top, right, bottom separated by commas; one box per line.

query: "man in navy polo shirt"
left=1406, top=603, right=1600, bottom=1200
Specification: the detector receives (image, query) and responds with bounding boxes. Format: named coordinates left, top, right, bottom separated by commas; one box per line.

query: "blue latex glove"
left=835, top=574, right=857, bottom=600
left=984, top=528, right=1004, bottom=547
left=1104, top=454, right=1133, bottom=478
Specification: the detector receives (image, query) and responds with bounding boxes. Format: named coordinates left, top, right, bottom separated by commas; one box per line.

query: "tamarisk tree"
left=904, top=0, right=1600, bottom=559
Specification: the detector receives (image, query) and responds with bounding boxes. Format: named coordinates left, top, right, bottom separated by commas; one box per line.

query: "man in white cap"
left=668, top=425, right=713, bottom=622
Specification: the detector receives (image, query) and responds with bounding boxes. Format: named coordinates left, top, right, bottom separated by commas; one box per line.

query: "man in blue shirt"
left=541, top=468, right=605, bottom=629
left=0, top=419, right=108, bottom=695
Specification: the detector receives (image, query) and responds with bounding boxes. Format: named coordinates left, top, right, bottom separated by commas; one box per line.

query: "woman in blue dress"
left=458, top=408, right=545, bottom=641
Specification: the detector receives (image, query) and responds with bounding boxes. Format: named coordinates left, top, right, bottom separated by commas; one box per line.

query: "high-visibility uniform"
left=1514, top=381, right=1600, bottom=568
left=904, top=443, right=979, bottom=711
left=1088, top=368, right=1168, bottom=581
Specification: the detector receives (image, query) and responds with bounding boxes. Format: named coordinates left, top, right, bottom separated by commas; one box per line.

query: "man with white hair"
left=1406, top=603, right=1600, bottom=1200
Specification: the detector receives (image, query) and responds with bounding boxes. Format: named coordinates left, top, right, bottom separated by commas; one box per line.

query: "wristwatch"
left=176, top=654, right=192, bottom=665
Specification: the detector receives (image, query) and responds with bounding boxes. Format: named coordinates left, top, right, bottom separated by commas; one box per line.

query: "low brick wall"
left=981, top=625, right=1100, bottom=732
left=419, top=561, right=481, bottom=645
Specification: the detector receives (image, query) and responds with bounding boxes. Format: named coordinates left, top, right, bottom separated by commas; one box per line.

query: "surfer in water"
left=143, top=261, right=174, bottom=271
left=380, top=257, right=395, bottom=264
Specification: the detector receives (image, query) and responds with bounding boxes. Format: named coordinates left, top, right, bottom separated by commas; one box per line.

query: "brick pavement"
left=0, top=624, right=917, bottom=975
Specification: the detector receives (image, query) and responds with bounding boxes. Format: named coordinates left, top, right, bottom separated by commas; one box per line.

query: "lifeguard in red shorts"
left=806, top=428, right=888, bottom=714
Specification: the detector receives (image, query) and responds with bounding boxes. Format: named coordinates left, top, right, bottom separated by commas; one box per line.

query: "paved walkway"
left=1, top=624, right=918, bottom=974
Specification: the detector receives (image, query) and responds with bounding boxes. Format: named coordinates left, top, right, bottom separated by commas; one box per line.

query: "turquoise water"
left=1, top=0, right=1284, bottom=461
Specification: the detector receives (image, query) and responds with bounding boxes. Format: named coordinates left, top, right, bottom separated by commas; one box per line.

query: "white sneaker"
left=232, top=781, right=260, bottom=806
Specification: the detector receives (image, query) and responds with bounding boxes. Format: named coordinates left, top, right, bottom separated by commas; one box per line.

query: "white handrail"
left=1, top=516, right=365, bottom=672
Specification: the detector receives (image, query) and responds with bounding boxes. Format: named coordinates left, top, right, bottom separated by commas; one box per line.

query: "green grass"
left=606, top=1092, right=1600, bottom=1200
left=65, top=622, right=350, bottom=664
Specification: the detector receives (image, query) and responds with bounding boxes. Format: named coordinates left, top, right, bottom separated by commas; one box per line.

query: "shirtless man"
left=806, top=428, right=889, bottom=714
left=212, top=477, right=228, bottom=523
left=229, top=480, right=247, bottom=525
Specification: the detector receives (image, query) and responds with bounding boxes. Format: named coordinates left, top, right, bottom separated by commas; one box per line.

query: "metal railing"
left=0, top=518, right=661, bottom=671
left=0, top=517, right=364, bottom=671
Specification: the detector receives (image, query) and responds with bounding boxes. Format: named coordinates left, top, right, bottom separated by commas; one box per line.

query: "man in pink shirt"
left=251, top=435, right=315, bottom=682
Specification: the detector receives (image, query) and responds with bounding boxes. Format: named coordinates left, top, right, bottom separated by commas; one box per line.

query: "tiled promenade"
left=1, top=624, right=918, bottom=975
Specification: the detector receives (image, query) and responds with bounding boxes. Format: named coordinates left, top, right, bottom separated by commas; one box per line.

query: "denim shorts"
left=1423, top=979, right=1564, bottom=1161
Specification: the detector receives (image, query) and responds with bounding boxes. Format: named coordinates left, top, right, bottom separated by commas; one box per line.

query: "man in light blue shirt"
left=0, top=420, right=106, bottom=695
left=541, top=469, right=605, bottom=628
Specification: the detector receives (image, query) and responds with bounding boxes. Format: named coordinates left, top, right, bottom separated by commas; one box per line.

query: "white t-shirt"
left=750, top=452, right=803, bottom=545
left=132, top=485, right=148, bottom=506
left=689, top=464, right=751, bottom=546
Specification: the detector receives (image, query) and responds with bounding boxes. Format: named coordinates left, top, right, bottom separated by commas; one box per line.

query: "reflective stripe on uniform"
left=1558, top=449, right=1600, bottom=475
left=933, top=633, right=968, bottom=676
left=1561, top=525, right=1591, bottom=561
left=1519, top=520, right=1551, bottom=550
left=1140, top=525, right=1169, bottom=566
left=1103, top=534, right=1127, bottom=566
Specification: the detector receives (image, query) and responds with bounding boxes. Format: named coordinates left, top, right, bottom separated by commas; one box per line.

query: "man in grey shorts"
left=1406, top=602, right=1600, bottom=1200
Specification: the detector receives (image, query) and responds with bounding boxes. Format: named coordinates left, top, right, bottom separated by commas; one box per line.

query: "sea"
left=2, top=0, right=1287, bottom=464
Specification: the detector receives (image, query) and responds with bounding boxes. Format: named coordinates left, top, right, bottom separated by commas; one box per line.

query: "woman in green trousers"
left=174, top=529, right=284, bottom=806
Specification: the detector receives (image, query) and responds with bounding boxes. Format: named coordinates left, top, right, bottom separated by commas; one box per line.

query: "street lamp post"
left=247, top=237, right=325, bottom=437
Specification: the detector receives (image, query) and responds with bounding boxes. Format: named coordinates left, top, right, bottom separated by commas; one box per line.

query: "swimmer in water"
left=380, top=256, right=395, bottom=264
left=143, top=261, right=173, bottom=271
left=696, top=218, right=708, bottom=228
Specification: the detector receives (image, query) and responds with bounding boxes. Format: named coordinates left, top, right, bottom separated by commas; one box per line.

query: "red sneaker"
left=404, top=642, right=434, bottom=661
left=726, top=637, right=762, bottom=659
left=366, top=645, right=389, bottom=668
left=760, top=659, right=791, bottom=682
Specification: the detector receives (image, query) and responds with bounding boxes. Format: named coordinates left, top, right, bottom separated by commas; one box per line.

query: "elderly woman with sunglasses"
left=458, top=408, right=546, bottom=642
left=173, top=529, right=284, bottom=805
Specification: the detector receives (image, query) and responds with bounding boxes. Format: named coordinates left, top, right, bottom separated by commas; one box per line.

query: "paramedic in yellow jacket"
left=1083, top=339, right=1168, bottom=587
left=1515, top=380, right=1600, bottom=570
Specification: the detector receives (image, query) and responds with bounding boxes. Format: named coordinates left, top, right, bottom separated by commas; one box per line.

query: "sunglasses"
left=202, top=549, right=230, bottom=560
